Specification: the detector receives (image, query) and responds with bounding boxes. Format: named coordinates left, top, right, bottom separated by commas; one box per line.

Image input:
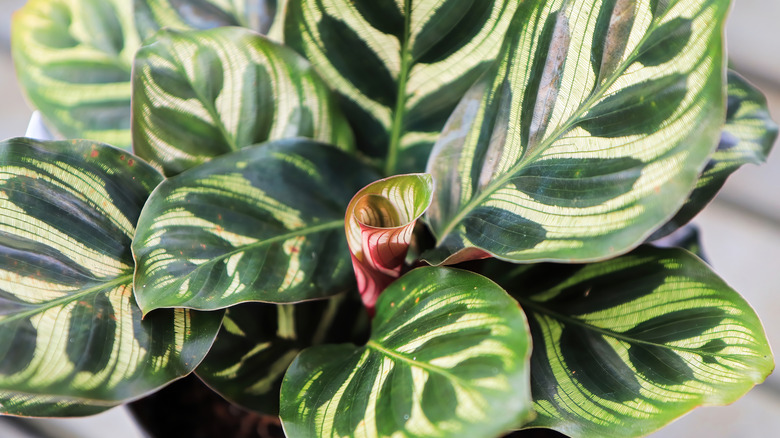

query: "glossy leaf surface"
left=284, top=0, right=519, bottom=174
left=12, top=0, right=141, bottom=148
left=134, top=0, right=277, bottom=39
left=652, top=70, right=779, bottom=238
left=280, top=267, right=534, bottom=438
left=196, top=294, right=368, bottom=415
left=426, top=0, right=728, bottom=264
left=345, top=174, right=433, bottom=313
left=132, top=27, right=354, bottom=176
left=0, top=138, right=222, bottom=416
left=489, top=246, right=773, bottom=438
left=133, top=139, right=379, bottom=313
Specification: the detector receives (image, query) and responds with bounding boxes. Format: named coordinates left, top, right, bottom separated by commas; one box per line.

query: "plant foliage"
left=3, top=0, right=777, bottom=437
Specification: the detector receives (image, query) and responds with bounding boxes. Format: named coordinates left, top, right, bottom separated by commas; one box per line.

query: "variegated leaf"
left=651, top=70, right=779, bottom=239
left=134, top=0, right=277, bottom=39
left=0, top=138, right=223, bottom=416
left=284, top=0, right=519, bottom=174
left=133, top=138, right=379, bottom=313
left=132, top=27, right=354, bottom=176
left=345, top=174, right=433, bottom=313
left=12, top=0, right=141, bottom=148
left=196, top=293, right=368, bottom=415
left=426, top=0, right=728, bottom=264
left=486, top=246, right=773, bottom=437
left=280, top=267, right=534, bottom=438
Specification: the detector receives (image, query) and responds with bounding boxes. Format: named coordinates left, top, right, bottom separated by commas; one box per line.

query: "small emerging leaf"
left=133, top=139, right=379, bottom=313
left=486, top=246, right=774, bottom=438
left=345, top=174, right=433, bottom=313
left=132, top=27, right=354, bottom=176
left=280, top=267, right=535, bottom=438
left=12, top=0, right=141, bottom=148
left=0, top=138, right=222, bottom=416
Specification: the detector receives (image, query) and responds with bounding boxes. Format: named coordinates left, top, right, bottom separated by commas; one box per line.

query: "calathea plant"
left=1, top=0, right=776, bottom=437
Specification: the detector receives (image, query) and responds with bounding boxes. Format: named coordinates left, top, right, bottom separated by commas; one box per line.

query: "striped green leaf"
left=0, top=138, right=223, bottom=416
left=280, top=267, right=534, bottom=438
left=133, top=138, right=380, bottom=313
left=12, top=0, right=141, bottom=148
left=284, top=0, right=519, bottom=175
left=134, top=0, right=277, bottom=40
left=132, top=27, right=354, bottom=177
left=345, top=174, right=433, bottom=313
left=488, top=246, right=773, bottom=438
left=652, top=70, right=779, bottom=239
left=426, top=0, right=728, bottom=264
left=196, top=294, right=368, bottom=415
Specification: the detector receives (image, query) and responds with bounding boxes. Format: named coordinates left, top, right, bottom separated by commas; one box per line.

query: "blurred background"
left=1, top=0, right=779, bottom=437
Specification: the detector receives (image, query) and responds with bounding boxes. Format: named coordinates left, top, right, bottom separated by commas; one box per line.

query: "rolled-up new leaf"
left=345, top=174, right=433, bottom=313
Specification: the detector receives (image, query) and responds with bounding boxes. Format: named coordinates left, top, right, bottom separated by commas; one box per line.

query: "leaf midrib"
left=169, top=38, right=239, bottom=152
left=143, top=219, right=344, bottom=292
left=514, top=295, right=730, bottom=357
left=0, top=274, right=132, bottom=326
left=435, top=8, right=693, bottom=242
left=366, top=339, right=468, bottom=385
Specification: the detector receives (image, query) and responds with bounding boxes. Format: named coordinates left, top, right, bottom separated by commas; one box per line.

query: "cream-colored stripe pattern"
left=427, top=0, right=729, bottom=263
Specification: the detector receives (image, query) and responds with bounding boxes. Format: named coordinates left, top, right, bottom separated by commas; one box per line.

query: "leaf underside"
left=426, top=0, right=729, bottom=264
left=0, top=138, right=222, bottom=416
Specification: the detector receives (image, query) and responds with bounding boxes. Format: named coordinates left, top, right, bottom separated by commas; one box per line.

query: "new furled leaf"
left=132, top=26, right=354, bottom=176
left=133, top=138, right=379, bottom=313
left=284, top=0, right=519, bottom=174
left=0, top=139, right=222, bottom=416
left=345, top=173, right=433, bottom=313
left=426, top=0, right=729, bottom=264
left=12, top=0, right=142, bottom=148
left=486, top=246, right=773, bottom=437
left=280, top=267, right=535, bottom=438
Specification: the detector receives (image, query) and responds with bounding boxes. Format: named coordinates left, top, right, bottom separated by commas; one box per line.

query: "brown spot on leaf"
left=90, top=150, right=99, bottom=158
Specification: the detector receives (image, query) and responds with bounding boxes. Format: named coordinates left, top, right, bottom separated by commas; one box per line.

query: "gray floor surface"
left=1, top=1, right=779, bottom=437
